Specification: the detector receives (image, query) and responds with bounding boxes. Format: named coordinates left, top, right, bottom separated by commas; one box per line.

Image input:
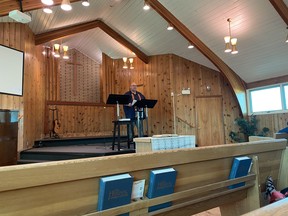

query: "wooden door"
left=196, top=97, right=225, bottom=146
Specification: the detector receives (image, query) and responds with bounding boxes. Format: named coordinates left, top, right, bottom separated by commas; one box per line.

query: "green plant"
left=229, top=115, right=270, bottom=143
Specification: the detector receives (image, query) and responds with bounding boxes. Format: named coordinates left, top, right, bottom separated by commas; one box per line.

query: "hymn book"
left=147, top=167, right=177, bottom=212
left=228, top=156, right=252, bottom=189
left=97, top=173, right=133, bottom=216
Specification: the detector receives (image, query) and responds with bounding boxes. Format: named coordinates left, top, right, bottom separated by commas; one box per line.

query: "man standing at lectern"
left=124, top=82, right=145, bottom=140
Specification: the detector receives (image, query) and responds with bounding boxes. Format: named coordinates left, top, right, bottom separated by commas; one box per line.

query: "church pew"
left=0, top=139, right=286, bottom=216
left=242, top=197, right=288, bottom=216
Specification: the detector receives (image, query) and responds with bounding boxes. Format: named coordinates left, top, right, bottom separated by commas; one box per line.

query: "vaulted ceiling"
left=0, top=0, right=287, bottom=83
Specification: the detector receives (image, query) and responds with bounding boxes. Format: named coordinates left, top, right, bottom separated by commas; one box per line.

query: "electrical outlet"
left=181, top=89, right=191, bottom=95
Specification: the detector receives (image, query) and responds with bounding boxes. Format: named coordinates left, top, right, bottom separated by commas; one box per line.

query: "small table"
left=112, top=120, right=134, bottom=151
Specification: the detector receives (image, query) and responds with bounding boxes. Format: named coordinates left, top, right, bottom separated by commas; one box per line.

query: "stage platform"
left=18, top=136, right=135, bottom=164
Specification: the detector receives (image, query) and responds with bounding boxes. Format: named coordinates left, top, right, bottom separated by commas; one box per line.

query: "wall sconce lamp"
left=129, top=58, right=134, bottom=69
left=123, top=57, right=128, bottom=69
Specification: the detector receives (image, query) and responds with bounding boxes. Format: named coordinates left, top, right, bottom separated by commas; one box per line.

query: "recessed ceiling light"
left=43, top=7, right=53, bottom=14
left=167, top=23, right=173, bottom=31
left=143, top=1, right=150, bottom=10
left=61, top=0, right=72, bottom=11
left=41, top=0, right=54, bottom=6
left=188, top=44, right=194, bottom=49
left=82, top=0, right=90, bottom=7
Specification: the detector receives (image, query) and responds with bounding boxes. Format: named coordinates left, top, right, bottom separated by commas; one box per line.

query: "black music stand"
left=106, top=94, right=132, bottom=151
left=134, top=99, right=157, bottom=136
left=106, top=94, right=130, bottom=119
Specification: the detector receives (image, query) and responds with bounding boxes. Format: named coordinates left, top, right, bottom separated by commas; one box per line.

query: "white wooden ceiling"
left=0, top=0, right=287, bottom=83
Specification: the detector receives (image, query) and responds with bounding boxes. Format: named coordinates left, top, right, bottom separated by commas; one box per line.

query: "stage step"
left=34, top=136, right=128, bottom=147
left=17, top=159, right=51, bottom=164
left=19, top=145, right=135, bottom=163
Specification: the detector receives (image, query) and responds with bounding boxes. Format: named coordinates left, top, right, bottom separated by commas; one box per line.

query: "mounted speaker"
left=8, top=10, right=31, bottom=23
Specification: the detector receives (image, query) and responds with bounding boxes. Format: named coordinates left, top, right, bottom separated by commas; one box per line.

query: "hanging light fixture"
left=43, top=7, right=53, bottom=14
left=41, top=0, right=54, bottom=5
left=167, top=23, right=174, bottom=30
left=230, top=38, right=238, bottom=54
left=143, top=0, right=150, bottom=10
left=61, top=0, right=72, bottom=11
left=224, top=36, right=231, bottom=53
left=82, top=0, right=90, bottom=7
left=62, top=45, right=69, bottom=59
left=123, top=57, right=128, bottom=69
left=53, top=44, right=60, bottom=58
left=224, top=18, right=238, bottom=54
left=129, top=58, right=134, bottom=69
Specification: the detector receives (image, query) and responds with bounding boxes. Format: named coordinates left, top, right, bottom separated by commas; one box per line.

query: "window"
left=248, top=83, right=288, bottom=114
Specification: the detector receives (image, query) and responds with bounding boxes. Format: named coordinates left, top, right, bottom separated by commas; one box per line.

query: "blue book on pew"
left=228, top=156, right=252, bottom=189
left=97, top=173, right=133, bottom=216
left=147, top=167, right=177, bottom=212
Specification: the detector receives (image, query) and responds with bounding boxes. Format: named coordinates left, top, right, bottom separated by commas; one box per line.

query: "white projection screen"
left=0, top=45, right=24, bottom=96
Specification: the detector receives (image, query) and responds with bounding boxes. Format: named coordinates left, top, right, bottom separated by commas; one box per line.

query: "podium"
left=134, top=99, right=157, bottom=137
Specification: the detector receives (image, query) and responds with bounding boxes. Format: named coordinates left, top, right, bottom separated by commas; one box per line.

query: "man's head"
left=130, top=82, right=137, bottom=93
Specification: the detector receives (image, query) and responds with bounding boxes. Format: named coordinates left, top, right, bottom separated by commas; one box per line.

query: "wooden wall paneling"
left=256, top=113, right=288, bottom=136
left=102, top=53, right=242, bottom=140
left=147, top=0, right=247, bottom=116
left=23, top=26, right=46, bottom=148
left=0, top=23, right=45, bottom=152
left=171, top=54, right=196, bottom=135
left=45, top=102, right=115, bottom=137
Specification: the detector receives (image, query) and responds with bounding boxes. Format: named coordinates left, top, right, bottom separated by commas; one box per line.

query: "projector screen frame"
left=0, top=44, right=24, bottom=97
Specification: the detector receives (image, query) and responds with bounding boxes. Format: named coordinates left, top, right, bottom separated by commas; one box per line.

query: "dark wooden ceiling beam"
left=269, top=0, right=288, bottom=25
left=35, top=20, right=149, bottom=64
left=147, top=0, right=247, bottom=115
left=0, top=0, right=81, bottom=17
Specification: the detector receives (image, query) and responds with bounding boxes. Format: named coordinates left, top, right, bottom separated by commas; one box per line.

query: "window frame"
left=247, top=82, right=288, bottom=115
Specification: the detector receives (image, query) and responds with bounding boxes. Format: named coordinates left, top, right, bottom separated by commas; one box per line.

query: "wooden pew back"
left=0, top=139, right=286, bottom=216
left=242, top=197, right=288, bottom=216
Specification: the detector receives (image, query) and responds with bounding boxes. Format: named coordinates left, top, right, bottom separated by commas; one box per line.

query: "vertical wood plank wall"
left=45, top=102, right=115, bottom=137
left=102, top=54, right=242, bottom=143
left=257, top=113, right=288, bottom=136
left=0, top=23, right=45, bottom=151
